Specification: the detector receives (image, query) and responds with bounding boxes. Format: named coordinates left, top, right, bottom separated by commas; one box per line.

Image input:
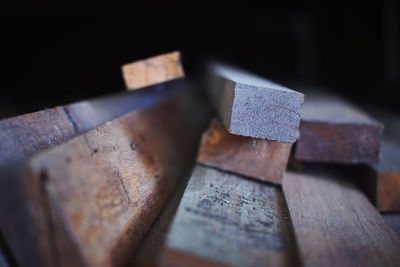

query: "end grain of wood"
left=208, top=63, right=304, bottom=143
left=122, top=51, right=185, bottom=90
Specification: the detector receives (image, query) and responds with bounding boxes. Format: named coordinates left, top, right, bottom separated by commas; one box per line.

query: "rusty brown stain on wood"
left=283, top=167, right=400, bottom=267
left=295, top=91, right=383, bottom=163
left=0, top=89, right=206, bottom=267
left=197, top=118, right=291, bottom=184
left=122, top=51, right=184, bottom=90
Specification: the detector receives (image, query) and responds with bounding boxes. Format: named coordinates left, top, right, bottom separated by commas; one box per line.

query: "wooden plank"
left=0, top=83, right=177, bottom=168
left=295, top=91, right=383, bottom=163
left=382, top=213, right=400, bottom=237
left=197, top=117, right=292, bottom=184
left=0, top=87, right=207, bottom=267
left=208, top=63, right=304, bottom=143
left=283, top=166, right=400, bottom=267
left=122, top=51, right=185, bottom=90
left=127, top=164, right=192, bottom=266
left=159, top=165, right=299, bottom=267
left=360, top=140, right=400, bottom=211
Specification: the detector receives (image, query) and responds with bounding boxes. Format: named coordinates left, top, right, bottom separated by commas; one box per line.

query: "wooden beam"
left=295, top=91, right=383, bottom=163
left=127, top=165, right=191, bottom=266
left=197, top=118, right=292, bottom=184
left=0, top=83, right=177, bottom=168
left=283, top=167, right=400, bottom=267
left=159, top=165, right=299, bottom=267
left=122, top=51, right=185, bottom=90
left=360, top=140, right=400, bottom=211
left=208, top=63, right=304, bottom=143
left=0, top=87, right=207, bottom=267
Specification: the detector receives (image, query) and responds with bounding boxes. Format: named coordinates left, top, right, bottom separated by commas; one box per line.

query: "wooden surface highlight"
left=160, top=165, right=299, bottom=267
left=122, top=51, right=185, bottom=90
left=197, top=118, right=292, bottom=184
left=0, top=89, right=206, bottom=267
left=295, top=91, right=383, bottom=163
left=361, top=140, right=400, bottom=211
left=0, top=83, right=176, bottom=168
left=283, top=167, right=400, bottom=267
left=208, top=63, right=304, bottom=143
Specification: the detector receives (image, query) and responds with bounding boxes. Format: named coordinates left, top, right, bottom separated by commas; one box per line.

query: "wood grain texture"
left=0, top=83, right=177, bottom=168
left=127, top=165, right=192, bottom=266
left=208, top=63, right=304, bottom=143
left=295, top=91, right=383, bottom=163
left=160, top=165, right=299, bottom=267
left=122, top=51, right=184, bottom=90
left=283, top=167, right=400, bottom=267
left=0, top=89, right=206, bottom=267
left=361, top=140, right=400, bottom=211
left=197, top=118, right=292, bottom=184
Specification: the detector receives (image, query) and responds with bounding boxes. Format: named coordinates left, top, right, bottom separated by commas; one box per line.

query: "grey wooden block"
left=160, top=165, right=298, bottom=267
left=208, top=63, right=304, bottom=143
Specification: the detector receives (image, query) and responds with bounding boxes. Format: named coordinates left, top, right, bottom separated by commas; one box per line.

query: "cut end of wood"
left=196, top=117, right=291, bottom=184
left=122, top=51, right=185, bottom=90
left=209, top=63, right=304, bottom=143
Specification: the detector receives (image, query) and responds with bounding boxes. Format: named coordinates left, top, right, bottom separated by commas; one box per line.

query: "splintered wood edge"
left=122, top=51, right=185, bottom=90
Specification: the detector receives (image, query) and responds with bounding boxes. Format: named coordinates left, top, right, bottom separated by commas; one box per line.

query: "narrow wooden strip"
left=159, top=165, right=299, bottom=267
left=0, top=88, right=206, bottom=267
left=0, top=82, right=177, bottom=168
left=295, top=91, right=383, bottom=163
left=283, top=167, right=400, bottom=267
left=122, top=51, right=185, bottom=90
left=197, top=118, right=292, bottom=184
left=208, top=63, right=304, bottom=143
left=361, top=140, right=400, bottom=211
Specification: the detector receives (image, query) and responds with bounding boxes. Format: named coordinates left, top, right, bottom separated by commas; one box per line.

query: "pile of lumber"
left=0, top=51, right=399, bottom=267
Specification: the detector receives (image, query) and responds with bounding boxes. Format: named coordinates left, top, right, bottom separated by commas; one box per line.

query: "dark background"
left=0, top=1, right=399, bottom=117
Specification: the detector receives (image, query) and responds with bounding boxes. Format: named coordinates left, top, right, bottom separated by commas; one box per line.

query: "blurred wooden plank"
left=208, top=63, right=304, bottom=143
left=159, top=165, right=299, bottom=267
left=0, top=87, right=207, bottom=267
left=0, top=83, right=176, bottom=168
left=382, top=213, right=400, bottom=237
left=197, top=118, right=291, bottom=184
left=122, top=51, right=184, bottom=90
left=361, top=140, right=400, bottom=211
left=295, top=91, right=383, bottom=163
left=283, top=167, right=400, bottom=267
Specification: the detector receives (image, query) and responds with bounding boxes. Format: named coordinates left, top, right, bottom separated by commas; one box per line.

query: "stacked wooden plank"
left=1, top=51, right=400, bottom=267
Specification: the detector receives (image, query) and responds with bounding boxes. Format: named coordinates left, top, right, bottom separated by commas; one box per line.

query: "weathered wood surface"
left=208, top=63, right=304, bottom=143
left=0, top=88, right=207, bottom=267
left=0, top=83, right=177, bottom=168
left=160, top=165, right=299, bottom=267
left=295, top=91, right=383, bottom=163
left=283, top=167, right=400, bottom=267
left=361, top=140, right=400, bottom=211
left=127, top=165, right=192, bottom=266
left=122, top=51, right=185, bottom=90
left=197, top=118, right=292, bottom=184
